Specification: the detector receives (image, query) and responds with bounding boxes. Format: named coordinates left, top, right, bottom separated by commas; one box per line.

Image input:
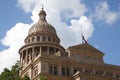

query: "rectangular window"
left=66, top=68, right=70, bottom=76
left=54, top=67, right=57, bottom=75
left=62, top=68, right=65, bottom=76
left=48, top=66, right=52, bottom=75
left=48, top=65, right=58, bottom=76
left=61, top=67, right=70, bottom=76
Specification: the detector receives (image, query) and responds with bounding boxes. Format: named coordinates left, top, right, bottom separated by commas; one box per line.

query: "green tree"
left=11, top=61, right=20, bottom=80
left=0, top=61, right=30, bottom=80
left=21, top=75, right=30, bottom=80
left=0, top=68, right=14, bottom=80
left=39, top=75, right=47, bottom=80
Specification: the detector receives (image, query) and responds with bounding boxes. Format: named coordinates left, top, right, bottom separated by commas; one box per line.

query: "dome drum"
left=24, top=34, right=60, bottom=45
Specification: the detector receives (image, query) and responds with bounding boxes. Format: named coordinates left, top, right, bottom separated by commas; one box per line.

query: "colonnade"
left=20, top=46, right=59, bottom=66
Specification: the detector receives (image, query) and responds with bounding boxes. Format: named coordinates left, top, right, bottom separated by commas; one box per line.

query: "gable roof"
left=68, top=43, right=105, bottom=57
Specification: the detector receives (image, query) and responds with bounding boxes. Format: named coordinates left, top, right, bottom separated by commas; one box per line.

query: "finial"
left=42, top=4, right=44, bottom=10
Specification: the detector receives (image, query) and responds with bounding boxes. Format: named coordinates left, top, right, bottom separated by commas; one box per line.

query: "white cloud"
left=0, top=0, right=94, bottom=73
left=17, top=0, right=38, bottom=13
left=1, top=23, right=30, bottom=47
left=0, top=23, right=30, bottom=73
left=31, top=0, right=87, bottom=23
left=63, top=16, right=94, bottom=47
left=94, top=1, right=118, bottom=24
left=70, top=16, right=94, bottom=40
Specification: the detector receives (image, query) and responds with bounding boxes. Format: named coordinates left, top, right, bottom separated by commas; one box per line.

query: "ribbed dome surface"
left=28, top=8, right=56, bottom=35
left=28, top=21, right=56, bottom=35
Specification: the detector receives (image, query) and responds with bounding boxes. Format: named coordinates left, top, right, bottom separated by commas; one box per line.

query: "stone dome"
left=28, top=8, right=56, bottom=35
left=28, top=21, right=56, bottom=35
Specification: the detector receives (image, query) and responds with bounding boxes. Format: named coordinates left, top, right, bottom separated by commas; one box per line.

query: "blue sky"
left=0, top=0, right=32, bottom=50
left=0, top=0, right=120, bottom=73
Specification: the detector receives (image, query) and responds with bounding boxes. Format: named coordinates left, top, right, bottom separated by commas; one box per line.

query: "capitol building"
left=19, top=8, right=120, bottom=80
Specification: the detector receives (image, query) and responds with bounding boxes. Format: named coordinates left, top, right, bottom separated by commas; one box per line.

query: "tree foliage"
left=39, top=75, right=47, bottom=80
left=0, top=68, right=14, bottom=80
left=21, top=75, right=30, bottom=80
left=0, top=61, right=30, bottom=80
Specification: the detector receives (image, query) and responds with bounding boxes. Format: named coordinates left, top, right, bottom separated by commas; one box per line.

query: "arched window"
left=28, top=38, right=30, bottom=43
left=32, top=37, right=35, bottom=42
left=37, top=36, right=40, bottom=41
left=48, top=37, right=51, bottom=42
